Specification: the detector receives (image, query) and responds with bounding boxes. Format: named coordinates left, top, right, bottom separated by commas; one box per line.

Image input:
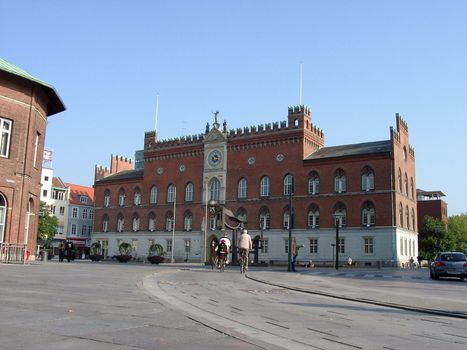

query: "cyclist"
left=218, top=232, right=231, bottom=264
left=238, top=229, right=252, bottom=270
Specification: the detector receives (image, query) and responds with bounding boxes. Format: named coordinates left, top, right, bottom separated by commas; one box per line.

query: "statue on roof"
left=213, top=110, right=220, bottom=129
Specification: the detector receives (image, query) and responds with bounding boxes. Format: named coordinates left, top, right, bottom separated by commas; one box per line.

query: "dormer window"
left=79, top=196, right=88, bottom=204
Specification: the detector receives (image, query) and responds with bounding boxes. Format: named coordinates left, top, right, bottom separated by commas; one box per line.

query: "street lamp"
left=287, top=176, right=294, bottom=272
left=331, top=244, right=335, bottom=268
left=333, top=213, right=344, bottom=270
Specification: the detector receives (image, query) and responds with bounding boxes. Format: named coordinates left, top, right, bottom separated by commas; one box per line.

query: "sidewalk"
left=246, top=267, right=467, bottom=319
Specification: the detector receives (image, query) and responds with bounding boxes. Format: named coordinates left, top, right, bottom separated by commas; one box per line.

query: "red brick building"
left=93, top=106, right=418, bottom=266
left=0, top=58, right=65, bottom=261
left=417, top=190, right=448, bottom=231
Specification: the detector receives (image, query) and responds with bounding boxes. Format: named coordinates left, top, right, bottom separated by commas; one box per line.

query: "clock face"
left=208, top=150, right=222, bottom=167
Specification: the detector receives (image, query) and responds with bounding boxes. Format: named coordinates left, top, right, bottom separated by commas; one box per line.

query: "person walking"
left=238, top=229, right=252, bottom=270
left=58, top=241, right=65, bottom=262
left=291, top=238, right=302, bottom=272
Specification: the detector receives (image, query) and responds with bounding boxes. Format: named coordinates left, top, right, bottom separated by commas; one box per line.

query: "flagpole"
left=299, top=63, right=303, bottom=105
left=204, top=180, right=208, bottom=263
left=171, top=187, right=176, bottom=263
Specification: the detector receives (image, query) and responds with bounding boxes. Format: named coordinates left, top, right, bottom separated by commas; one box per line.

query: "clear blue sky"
left=1, top=0, right=466, bottom=215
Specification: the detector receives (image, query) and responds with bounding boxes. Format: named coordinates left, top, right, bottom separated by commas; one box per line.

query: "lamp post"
left=331, top=244, right=335, bottom=268
left=333, top=213, right=343, bottom=270
left=287, top=177, right=294, bottom=272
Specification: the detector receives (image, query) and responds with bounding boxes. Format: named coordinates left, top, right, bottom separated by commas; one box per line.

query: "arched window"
left=398, top=169, right=402, bottom=193
left=103, top=189, right=111, bottom=207
left=184, top=211, right=193, bottom=231
left=0, top=193, right=7, bottom=242
left=410, top=177, right=414, bottom=199
left=308, top=171, right=320, bottom=195
left=399, top=203, right=403, bottom=227
left=133, top=187, right=141, bottom=206
left=283, top=205, right=294, bottom=229
left=259, top=207, right=270, bottom=230
left=185, top=182, right=193, bottom=202
left=150, top=186, right=158, bottom=204
left=167, top=184, right=176, bottom=203
left=362, top=201, right=375, bottom=227
left=148, top=212, right=156, bottom=232
left=260, top=176, right=270, bottom=197
left=117, top=214, right=124, bottom=232
left=165, top=211, right=174, bottom=231
left=283, top=174, right=294, bottom=195
left=361, top=166, right=375, bottom=191
left=404, top=173, right=408, bottom=196
left=334, top=169, right=346, bottom=193
left=405, top=205, right=410, bottom=229
left=333, top=202, right=347, bottom=227
left=132, top=214, right=140, bottom=232
left=118, top=188, right=125, bottom=207
left=25, top=199, right=33, bottom=244
left=307, top=204, right=320, bottom=228
left=411, top=208, right=416, bottom=232
left=209, top=178, right=220, bottom=201
left=102, top=214, right=109, bottom=232
left=237, top=178, right=247, bottom=199
left=237, top=208, right=247, bottom=225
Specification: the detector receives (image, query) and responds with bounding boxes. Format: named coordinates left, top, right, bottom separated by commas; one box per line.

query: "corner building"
left=93, top=106, right=418, bottom=266
left=0, top=59, right=65, bottom=261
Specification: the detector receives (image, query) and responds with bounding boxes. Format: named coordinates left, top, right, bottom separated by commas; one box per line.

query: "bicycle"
left=239, top=249, right=248, bottom=274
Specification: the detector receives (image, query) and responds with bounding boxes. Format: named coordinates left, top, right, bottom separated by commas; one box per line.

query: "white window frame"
left=148, top=215, right=156, bottom=232
left=132, top=216, right=140, bottom=232
left=260, top=176, right=270, bottom=197
left=165, top=215, right=174, bottom=231
left=259, top=211, right=270, bottom=230
left=166, top=239, right=173, bottom=253
left=150, top=186, right=157, bottom=204
left=134, top=191, right=141, bottom=206
left=117, top=216, right=124, bottom=232
left=72, top=207, right=78, bottom=218
left=308, top=176, right=320, bottom=195
left=0, top=118, right=12, bottom=158
left=102, top=218, right=109, bottom=233
left=118, top=191, right=125, bottom=206
left=82, top=208, right=88, bottom=219
left=261, top=239, right=269, bottom=253
left=184, top=213, right=192, bottom=231
left=71, top=224, right=77, bottom=235
left=209, top=179, right=220, bottom=201
left=364, top=237, right=374, bottom=254
left=362, top=206, right=375, bottom=227
left=185, top=183, right=193, bottom=202
left=104, top=191, right=111, bottom=207
left=167, top=185, right=176, bottom=203
left=309, top=238, right=318, bottom=254
left=308, top=209, right=320, bottom=228
left=283, top=175, right=294, bottom=195
left=238, top=178, right=247, bottom=199
left=361, top=171, right=375, bottom=191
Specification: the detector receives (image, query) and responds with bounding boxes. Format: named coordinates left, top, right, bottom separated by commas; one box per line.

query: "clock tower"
left=203, top=111, right=228, bottom=204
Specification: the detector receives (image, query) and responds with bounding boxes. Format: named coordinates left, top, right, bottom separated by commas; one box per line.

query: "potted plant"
left=116, top=242, right=133, bottom=263
left=147, top=243, right=165, bottom=264
left=89, top=242, right=103, bottom=262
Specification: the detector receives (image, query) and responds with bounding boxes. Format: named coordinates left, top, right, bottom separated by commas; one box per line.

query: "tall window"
left=184, top=211, right=193, bottom=231
left=260, top=176, right=270, bottom=197
left=148, top=213, right=156, bottom=232
left=283, top=210, right=292, bottom=229
left=338, top=238, right=345, bottom=254
left=237, top=178, right=247, bottom=199
left=90, top=209, right=94, bottom=220
left=0, top=193, right=7, bottom=242
left=150, top=186, right=158, bottom=204
left=362, top=201, right=375, bottom=227
left=33, top=132, right=39, bottom=168
left=411, top=208, right=416, bottom=232
left=259, top=207, right=270, bottom=229
left=132, top=214, right=140, bottom=232
left=117, top=214, right=124, bottom=232
left=364, top=237, right=374, bottom=254
left=405, top=205, right=410, bottom=229
left=309, top=239, right=318, bottom=254
left=166, top=239, right=173, bottom=253
left=404, top=173, right=408, bottom=196
left=167, top=184, right=176, bottom=203
left=0, top=118, right=12, bottom=157
left=261, top=239, right=269, bottom=253
left=398, top=168, right=402, bottom=192
left=104, top=189, right=111, bottom=207
left=361, top=166, right=375, bottom=191
left=81, top=225, right=87, bottom=236
left=284, top=239, right=289, bottom=254
left=334, top=169, right=346, bottom=193
left=82, top=208, right=88, bottom=219
left=118, top=188, right=125, bottom=206
left=71, top=224, right=77, bottom=235
left=283, top=174, right=294, bottom=195
left=308, top=171, right=320, bottom=195
left=410, top=177, right=414, bottom=199
left=308, top=204, right=320, bottom=228
left=333, top=203, right=347, bottom=227
left=165, top=211, right=174, bottom=231
left=102, top=215, right=109, bottom=233
left=209, top=178, right=220, bottom=201
left=399, top=203, right=403, bottom=227
left=134, top=187, right=141, bottom=206
left=72, top=207, right=78, bottom=218
left=185, top=182, right=193, bottom=202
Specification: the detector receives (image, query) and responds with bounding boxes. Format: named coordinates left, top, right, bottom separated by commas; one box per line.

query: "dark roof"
left=96, top=169, right=144, bottom=183
left=305, top=140, right=391, bottom=160
left=0, top=58, right=65, bottom=116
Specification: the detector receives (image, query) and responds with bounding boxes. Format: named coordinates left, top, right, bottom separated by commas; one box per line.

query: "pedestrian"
left=58, top=241, right=65, bottom=262
left=291, top=238, right=302, bottom=272
left=65, top=240, right=74, bottom=262
left=348, top=256, right=353, bottom=266
left=409, top=256, right=415, bottom=269
left=416, top=255, right=422, bottom=269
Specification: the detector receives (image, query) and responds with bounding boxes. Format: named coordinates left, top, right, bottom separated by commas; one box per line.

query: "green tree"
left=447, top=214, right=467, bottom=253
left=37, top=201, right=58, bottom=248
left=418, top=216, right=449, bottom=259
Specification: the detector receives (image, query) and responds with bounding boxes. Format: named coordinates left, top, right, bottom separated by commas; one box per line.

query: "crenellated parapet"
left=395, top=113, right=409, bottom=133
left=94, top=165, right=110, bottom=182
left=145, top=133, right=205, bottom=150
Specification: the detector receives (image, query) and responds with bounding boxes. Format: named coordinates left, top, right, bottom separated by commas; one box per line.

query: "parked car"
left=430, top=252, right=467, bottom=280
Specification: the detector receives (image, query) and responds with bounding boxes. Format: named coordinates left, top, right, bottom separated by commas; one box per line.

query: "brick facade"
left=0, top=59, right=65, bottom=260
left=93, top=105, right=418, bottom=266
